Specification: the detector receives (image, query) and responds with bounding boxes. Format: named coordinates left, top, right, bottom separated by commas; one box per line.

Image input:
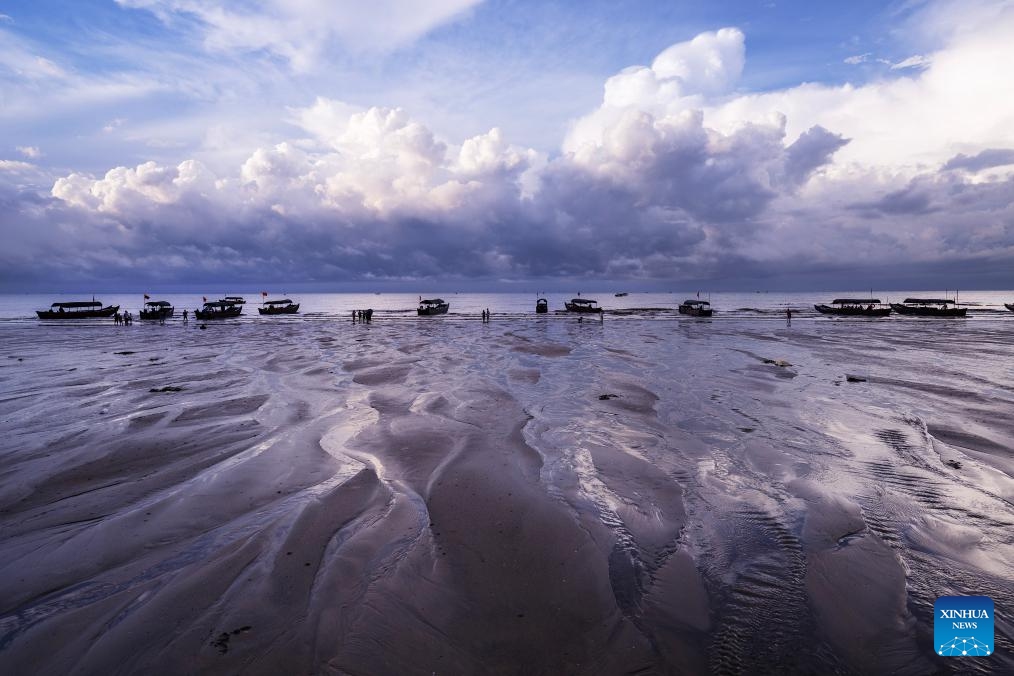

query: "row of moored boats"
left=35, top=295, right=1014, bottom=320
left=811, top=297, right=1006, bottom=317
left=36, top=295, right=300, bottom=320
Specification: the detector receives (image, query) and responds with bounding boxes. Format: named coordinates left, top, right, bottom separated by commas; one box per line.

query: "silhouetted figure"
left=182, top=309, right=188, bottom=323
left=114, top=312, right=122, bottom=326
left=365, top=309, right=373, bottom=323
left=786, top=307, right=792, bottom=326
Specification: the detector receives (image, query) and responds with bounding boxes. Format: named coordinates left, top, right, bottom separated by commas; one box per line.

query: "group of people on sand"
left=112, top=309, right=190, bottom=325
left=481, top=308, right=491, bottom=323
left=352, top=309, right=373, bottom=323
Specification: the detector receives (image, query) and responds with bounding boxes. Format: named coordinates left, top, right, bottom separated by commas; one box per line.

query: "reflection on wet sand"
left=0, top=317, right=1011, bottom=674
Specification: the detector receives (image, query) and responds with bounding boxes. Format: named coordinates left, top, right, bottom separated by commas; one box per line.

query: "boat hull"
left=418, top=305, right=449, bottom=316
left=195, top=307, right=242, bottom=320
left=678, top=305, right=713, bottom=317
left=564, top=303, right=602, bottom=313
left=814, top=304, right=891, bottom=317
left=1006, top=303, right=1014, bottom=312
left=890, top=304, right=966, bottom=317
left=36, top=305, right=119, bottom=319
left=258, top=304, right=300, bottom=315
left=139, top=308, right=175, bottom=320
left=535, top=304, right=548, bottom=314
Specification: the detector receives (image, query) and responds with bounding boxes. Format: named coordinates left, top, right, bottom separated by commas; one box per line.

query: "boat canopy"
left=569, top=298, right=597, bottom=304
left=144, top=300, right=171, bottom=307
left=223, top=296, right=244, bottom=300
left=420, top=298, right=446, bottom=304
left=51, top=301, right=102, bottom=308
left=682, top=300, right=710, bottom=307
left=536, top=298, right=548, bottom=303
left=902, top=298, right=953, bottom=304
left=203, top=301, right=236, bottom=308
left=263, top=299, right=293, bottom=305
left=831, top=298, right=881, bottom=304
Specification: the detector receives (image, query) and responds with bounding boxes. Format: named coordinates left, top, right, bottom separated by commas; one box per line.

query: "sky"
left=2, top=0, right=1013, bottom=292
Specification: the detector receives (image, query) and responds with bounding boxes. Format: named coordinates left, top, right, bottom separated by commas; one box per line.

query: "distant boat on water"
left=614, top=292, right=628, bottom=297
left=195, top=300, right=242, bottom=320
left=36, top=301, right=119, bottom=319
left=890, top=298, right=966, bottom=317
left=535, top=298, right=548, bottom=313
left=565, top=298, right=602, bottom=313
left=418, top=298, right=449, bottom=315
left=220, top=295, right=246, bottom=305
left=258, top=298, right=300, bottom=315
left=139, top=300, right=174, bottom=320
left=678, top=300, right=713, bottom=317
left=814, top=298, right=892, bottom=317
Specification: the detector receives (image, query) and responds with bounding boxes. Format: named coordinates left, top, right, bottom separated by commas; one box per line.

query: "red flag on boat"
left=144, top=293, right=150, bottom=300
left=202, top=296, right=207, bottom=302
left=262, top=291, right=268, bottom=297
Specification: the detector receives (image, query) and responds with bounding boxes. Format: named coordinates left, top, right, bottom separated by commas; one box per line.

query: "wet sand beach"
left=1, top=316, right=1012, bottom=674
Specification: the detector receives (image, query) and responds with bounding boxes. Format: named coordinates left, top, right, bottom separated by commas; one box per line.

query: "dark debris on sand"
left=210, top=626, right=252, bottom=654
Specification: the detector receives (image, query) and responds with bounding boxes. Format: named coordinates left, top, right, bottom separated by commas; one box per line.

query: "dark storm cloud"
left=780, top=126, right=850, bottom=189
left=943, top=148, right=1014, bottom=173
left=850, top=183, right=938, bottom=217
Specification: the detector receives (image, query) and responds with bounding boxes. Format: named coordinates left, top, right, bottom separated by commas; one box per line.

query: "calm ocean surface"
left=2, top=290, right=1012, bottom=323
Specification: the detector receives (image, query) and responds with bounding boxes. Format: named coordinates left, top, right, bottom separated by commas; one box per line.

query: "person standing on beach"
left=183, top=309, right=188, bottom=323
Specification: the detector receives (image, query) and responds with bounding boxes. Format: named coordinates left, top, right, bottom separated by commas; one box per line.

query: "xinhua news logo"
left=934, top=596, right=993, bottom=657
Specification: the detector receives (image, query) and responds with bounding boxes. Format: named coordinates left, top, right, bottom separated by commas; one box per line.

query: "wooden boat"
left=258, top=299, right=300, bottom=315
left=195, top=301, right=242, bottom=320
left=36, top=301, right=119, bottom=319
left=139, top=300, right=174, bottom=320
left=220, top=296, right=246, bottom=305
left=678, top=300, right=713, bottom=317
left=418, top=298, right=449, bottom=315
left=814, top=298, right=892, bottom=317
left=535, top=298, right=548, bottom=314
left=565, top=298, right=602, bottom=313
left=1006, top=303, right=1014, bottom=312
left=889, top=298, right=966, bottom=317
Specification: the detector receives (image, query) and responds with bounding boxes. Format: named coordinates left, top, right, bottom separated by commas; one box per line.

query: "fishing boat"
left=890, top=298, right=966, bottom=317
left=814, top=298, right=892, bottom=317
left=535, top=298, right=548, bottom=314
left=565, top=298, right=602, bottom=313
left=418, top=298, right=449, bottom=316
left=614, top=292, right=628, bottom=297
left=258, top=298, right=300, bottom=315
left=678, top=300, right=713, bottom=317
left=195, top=300, right=242, bottom=320
left=36, top=301, right=119, bottom=319
left=1005, top=303, right=1014, bottom=312
left=220, top=295, right=246, bottom=305
left=139, top=300, right=175, bottom=320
